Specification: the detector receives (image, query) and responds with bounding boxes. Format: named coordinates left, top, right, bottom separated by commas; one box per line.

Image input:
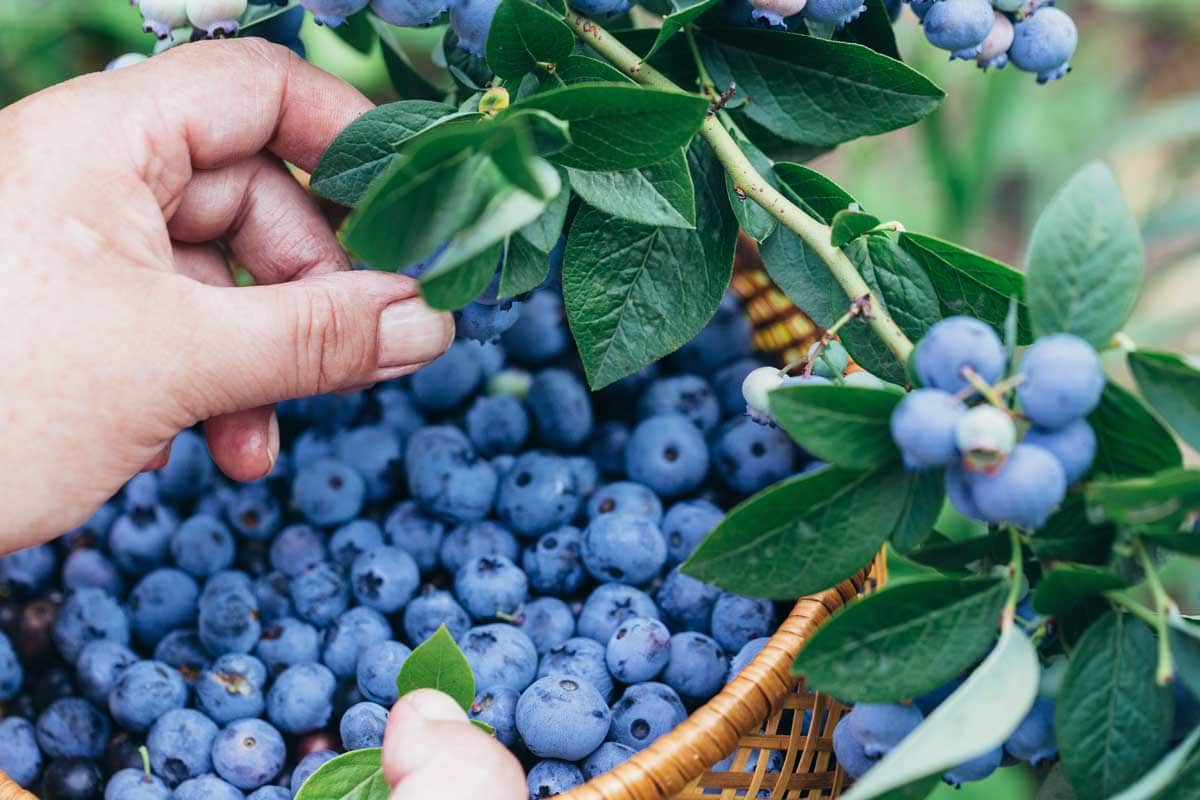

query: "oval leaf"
left=485, top=0, right=575, bottom=81
left=773, top=162, right=858, bottom=223
left=830, top=209, right=881, bottom=247
left=1086, top=468, right=1200, bottom=530
left=1089, top=381, right=1182, bottom=479
left=1031, top=565, right=1127, bottom=615
left=725, top=139, right=778, bottom=242
left=1129, top=350, right=1200, bottom=453
left=1107, top=725, right=1200, bottom=800
left=294, top=748, right=389, bottom=800
left=396, top=624, right=476, bottom=711
left=769, top=384, right=900, bottom=469
left=568, top=150, right=697, bottom=230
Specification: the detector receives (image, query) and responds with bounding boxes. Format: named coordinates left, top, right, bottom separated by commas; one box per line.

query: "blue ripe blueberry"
left=460, top=623, right=539, bottom=693
left=370, top=0, right=449, bottom=26
left=914, top=316, right=1006, bottom=394
left=330, top=519, right=385, bottom=569
left=255, top=617, right=319, bottom=675
left=211, top=718, right=286, bottom=791
left=0, top=718, right=41, bottom=788
left=469, top=686, right=519, bottom=747
left=908, top=0, right=935, bottom=20
left=955, top=404, right=1016, bottom=472
left=253, top=573, right=293, bottom=622
left=970, top=443, right=1066, bottom=528
left=61, top=549, right=124, bottom=597
left=582, top=513, right=668, bottom=585
left=356, top=640, right=411, bottom=706
left=714, top=358, right=765, bottom=419
left=441, top=520, right=520, bottom=575
left=456, top=555, right=529, bottom=620
left=669, top=294, right=753, bottom=376
left=502, top=290, right=570, bottom=365
left=523, top=526, right=586, bottom=596
left=109, top=504, right=177, bottom=575
left=455, top=300, right=523, bottom=343
left=466, top=395, right=531, bottom=457
left=250, top=4, right=305, bottom=43
left=663, top=632, right=727, bottom=702
left=334, top=425, right=402, bottom=503
left=412, top=342, right=483, bottom=411
left=577, top=583, right=660, bottom=644
left=582, top=741, right=635, bottom=779
left=39, top=760, right=105, bottom=800
left=913, top=678, right=962, bottom=716
left=339, top=701, right=388, bottom=750
left=290, top=750, right=337, bottom=795
left=61, top=502, right=119, bottom=550
left=517, top=675, right=611, bottom=760
left=287, top=390, right=365, bottom=431
left=598, top=362, right=659, bottom=412
left=405, top=426, right=498, bottom=523
left=638, top=375, right=721, bottom=434
left=0, top=544, right=56, bottom=595
left=1016, top=334, right=1104, bottom=430
left=609, top=682, right=687, bottom=751
left=606, top=617, right=671, bottom=684
left=153, top=629, right=211, bottom=684
left=289, top=561, right=349, bottom=628
left=292, top=459, right=365, bottom=528
left=124, top=472, right=161, bottom=510
left=493, top=453, right=517, bottom=476
left=186, top=0, right=248, bottom=37
left=846, top=703, right=923, bottom=758
left=139, top=0, right=189, bottom=38
left=375, top=385, right=426, bottom=440
left=944, top=461, right=984, bottom=521
left=147, top=708, right=218, bottom=786
left=890, top=389, right=968, bottom=469
left=268, top=525, right=327, bottom=578
left=538, top=637, right=614, bottom=702
left=727, top=637, right=770, bottom=683
left=801, top=0, right=864, bottom=25
left=832, top=717, right=876, bottom=779
left=976, top=10, right=1014, bottom=70
left=588, top=480, right=663, bottom=524
left=129, top=568, right=199, bottom=646
left=108, top=660, right=188, bottom=732
left=526, top=759, right=585, bottom=798
left=662, top=499, right=723, bottom=566
left=404, top=588, right=472, bottom=645
left=266, top=663, right=337, bottom=734
left=75, top=640, right=137, bottom=706
left=496, top=453, right=582, bottom=536
left=514, top=597, right=576, bottom=655
left=1003, top=697, right=1057, bottom=766
left=589, top=422, right=632, bottom=477
left=199, top=584, right=262, bottom=655
left=711, top=593, right=776, bottom=653
left=567, top=457, right=597, bottom=500
left=383, top=502, right=445, bottom=572
left=1022, top=419, right=1096, bottom=484
left=54, top=588, right=131, bottom=663
left=922, top=0, right=994, bottom=58
left=625, top=414, right=710, bottom=497
left=196, top=654, right=268, bottom=725
left=567, top=0, right=629, bottom=15
left=350, top=546, right=419, bottom=614
left=712, top=416, right=798, bottom=494
left=528, top=369, right=595, bottom=451
left=171, top=515, right=236, bottom=579
left=292, top=429, right=336, bottom=471
left=35, top=698, right=109, bottom=759
left=1009, top=6, right=1077, bottom=83
left=656, top=566, right=721, bottom=633
left=300, top=0, right=369, bottom=25
left=226, top=483, right=283, bottom=541
left=202, top=569, right=256, bottom=603
left=322, top=606, right=391, bottom=678
left=943, top=746, right=1002, bottom=788
left=105, top=768, right=171, bottom=800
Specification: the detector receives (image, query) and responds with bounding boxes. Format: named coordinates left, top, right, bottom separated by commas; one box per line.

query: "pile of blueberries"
left=0, top=266, right=821, bottom=799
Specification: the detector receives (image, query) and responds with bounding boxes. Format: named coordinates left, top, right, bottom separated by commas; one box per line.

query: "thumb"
left=382, top=690, right=526, bottom=800
left=181, top=270, right=454, bottom=419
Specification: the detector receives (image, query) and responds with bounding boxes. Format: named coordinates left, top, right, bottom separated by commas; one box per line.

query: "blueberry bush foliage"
left=117, top=0, right=1200, bottom=798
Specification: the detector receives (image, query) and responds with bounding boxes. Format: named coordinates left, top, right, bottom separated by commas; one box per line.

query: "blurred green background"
left=1, top=3, right=1197, bottom=797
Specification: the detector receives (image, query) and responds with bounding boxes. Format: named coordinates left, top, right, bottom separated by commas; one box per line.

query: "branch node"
left=850, top=294, right=873, bottom=320
left=707, top=82, right=736, bottom=116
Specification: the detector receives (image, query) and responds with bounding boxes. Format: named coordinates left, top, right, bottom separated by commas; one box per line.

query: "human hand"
left=0, top=39, right=453, bottom=549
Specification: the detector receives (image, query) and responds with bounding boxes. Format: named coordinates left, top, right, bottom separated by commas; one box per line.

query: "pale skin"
left=0, top=38, right=525, bottom=799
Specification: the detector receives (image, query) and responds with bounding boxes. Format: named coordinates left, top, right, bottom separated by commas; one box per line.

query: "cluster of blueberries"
left=0, top=269, right=825, bottom=798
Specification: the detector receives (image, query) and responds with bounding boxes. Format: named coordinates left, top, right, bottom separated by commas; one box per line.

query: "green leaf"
left=485, top=0, right=575, bottom=81
left=646, top=0, right=720, bottom=59
left=759, top=223, right=840, bottom=329
left=471, top=719, right=497, bottom=735
left=443, top=28, right=495, bottom=93
left=294, top=748, right=389, bottom=800
left=769, top=384, right=900, bottom=469
left=725, top=140, right=778, bottom=242
left=310, top=100, right=459, bottom=206
left=1138, top=530, right=1200, bottom=558
left=554, top=54, right=635, bottom=84
left=908, top=528, right=1011, bottom=573
left=888, top=469, right=946, bottom=554
left=499, top=234, right=551, bottom=299
left=686, top=137, right=740, bottom=306
left=516, top=166, right=570, bottom=252
left=238, top=2, right=301, bottom=32
left=833, top=0, right=901, bottom=59
left=562, top=205, right=723, bottom=389
left=899, top=232, right=1032, bottom=344
left=1107, top=724, right=1200, bottom=800
left=1025, top=162, right=1144, bottom=347
left=794, top=577, right=1007, bottom=702
left=830, top=209, right=882, bottom=247
left=1168, top=618, right=1200, bottom=699
left=682, top=464, right=929, bottom=598
left=1056, top=611, right=1173, bottom=798
left=772, top=162, right=857, bottom=223
left=698, top=29, right=943, bottom=148
left=331, top=11, right=377, bottom=53
left=1087, top=468, right=1200, bottom=530
left=505, top=84, right=709, bottom=171
left=421, top=241, right=505, bottom=311
left=1032, top=565, right=1127, bottom=615
left=1129, top=350, right=1200, bottom=452
left=842, top=622, right=1039, bottom=800
left=395, top=625, right=476, bottom=711
left=568, top=150, right=697, bottom=230
left=1089, top=381, right=1183, bottom=479
left=371, top=16, right=451, bottom=100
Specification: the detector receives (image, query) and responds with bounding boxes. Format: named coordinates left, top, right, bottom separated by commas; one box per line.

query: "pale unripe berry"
left=749, top=0, right=806, bottom=27
left=187, top=0, right=248, bottom=36
left=488, top=369, right=532, bottom=399
left=955, top=405, right=1016, bottom=472
left=106, top=53, right=149, bottom=71
left=742, top=366, right=784, bottom=425
left=140, top=0, right=190, bottom=39
left=976, top=11, right=1014, bottom=70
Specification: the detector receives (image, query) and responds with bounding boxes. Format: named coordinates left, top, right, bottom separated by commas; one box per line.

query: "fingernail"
left=400, top=689, right=469, bottom=723
left=266, top=411, right=280, bottom=473
left=378, top=300, right=453, bottom=369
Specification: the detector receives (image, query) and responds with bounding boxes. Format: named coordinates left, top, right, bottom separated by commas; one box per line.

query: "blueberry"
left=339, top=701, right=388, bottom=750
left=252, top=573, right=293, bottom=623
left=890, top=389, right=968, bottom=469
left=382, top=502, right=445, bottom=573
left=74, top=640, right=137, bottom=706
left=922, top=0, right=994, bottom=58
left=496, top=453, right=582, bottom=537
left=581, top=741, right=635, bottom=779
left=528, top=369, right=595, bottom=451
left=606, top=617, right=671, bottom=684
left=349, top=546, right=419, bottom=615
left=832, top=717, right=876, bottom=779
left=334, top=425, right=403, bottom=502
left=625, top=414, right=710, bottom=497
left=502, top=290, right=569, bottom=365
left=405, top=426, right=498, bottom=523
left=40, top=757, right=105, bottom=800
left=199, top=582, right=262, bottom=656
left=523, top=526, right=586, bottom=596
left=36, top=698, right=109, bottom=759
left=459, top=624, right=539, bottom=693
left=661, top=499, right=724, bottom=566
left=1003, top=698, right=1057, bottom=766
left=1009, top=6, right=1077, bottom=83
left=0, top=544, right=57, bottom=595
left=968, top=443, right=1066, bottom=528
left=668, top=294, right=753, bottom=375
left=1017, top=334, right=1104, bottom=430
left=299, top=0, right=370, bottom=26
left=955, top=404, right=1016, bottom=471
left=268, top=525, right=327, bottom=578
left=846, top=703, right=923, bottom=758
left=0, top=630, right=23, bottom=700
left=801, top=0, right=866, bottom=26
left=440, top=520, right=520, bottom=575
left=266, top=663, right=337, bottom=734
left=289, top=561, right=349, bottom=628
left=171, top=515, right=236, bottom=579
left=713, top=358, right=765, bottom=420
left=172, top=773, right=245, bottom=800
left=588, top=422, right=631, bottom=477
left=913, top=678, right=961, bottom=716
left=290, top=750, right=336, bottom=795
left=153, top=630, right=210, bottom=684
left=908, top=0, right=935, bottom=19
left=456, top=300, right=523, bottom=343
left=567, top=456, right=599, bottom=500
left=1021, top=419, right=1096, bottom=484
left=662, top=632, right=727, bottom=701
left=196, top=654, right=268, bottom=725
left=807, top=340, right=850, bottom=379
left=104, top=768, right=170, bottom=800
left=944, top=461, right=984, bottom=520
left=54, top=588, right=130, bottom=663
left=914, top=316, right=1006, bottom=394
left=139, top=0, right=189, bottom=38
left=608, top=682, right=687, bottom=751
left=370, top=0, right=449, bottom=27
left=322, top=606, right=392, bottom=678
left=246, top=787, right=290, bottom=800
left=456, top=555, right=529, bottom=620
left=976, top=10, right=1014, bottom=70
left=537, top=637, right=614, bottom=702
left=329, top=519, right=386, bottom=569
left=656, top=566, right=721, bottom=633
left=108, top=660, right=188, bottom=732
left=61, top=503, right=119, bottom=551
left=403, top=588, right=471, bottom=646
left=108, top=505, right=176, bottom=575
left=943, top=746, right=1002, bottom=787
left=712, top=417, right=798, bottom=494
left=226, top=483, right=283, bottom=541
left=355, top=640, right=411, bottom=706
left=186, top=0, right=249, bottom=37
left=526, top=759, right=585, bottom=798
left=129, top=568, right=199, bottom=646
left=292, top=459, right=365, bottom=528
left=582, top=514, right=668, bottom=585
left=469, top=686, right=520, bottom=747
left=292, top=429, right=336, bottom=471
left=147, top=708, right=218, bottom=786
left=411, top=342, right=484, bottom=411
left=158, top=429, right=216, bottom=501
left=255, top=619, right=319, bottom=677
left=466, top=395, right=531, bottom=457
left=710, top=593, right=776, bottom=653
left=567, top=0, right=629, bottom=14
left=375, top=386, right=426, bottom=440
left=517, top=675, right=611, bottom=760
left=639, top=375, right=721, bottom=434
left=588, top=481, right=664, bottom=524
left=577, top=584, right=660, bottom=644
left=514, top=597, right=576, bottom=655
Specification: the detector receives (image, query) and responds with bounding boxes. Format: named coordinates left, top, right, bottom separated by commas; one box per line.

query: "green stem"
left=1136, top=538, right=1176, bottom=685
left=559, top=11, right=915, bottom=367
left=1004, top=526, right=1024, bottom=618
left=1108, top=592, right=1164, bottom=629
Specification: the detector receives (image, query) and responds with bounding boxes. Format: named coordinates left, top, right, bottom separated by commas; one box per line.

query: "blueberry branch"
left=1135, top=538, right=1176, bottom=686
left=1003, top=526, right=1024, bottom=622
left=559, top=11, right=916, bottom=367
